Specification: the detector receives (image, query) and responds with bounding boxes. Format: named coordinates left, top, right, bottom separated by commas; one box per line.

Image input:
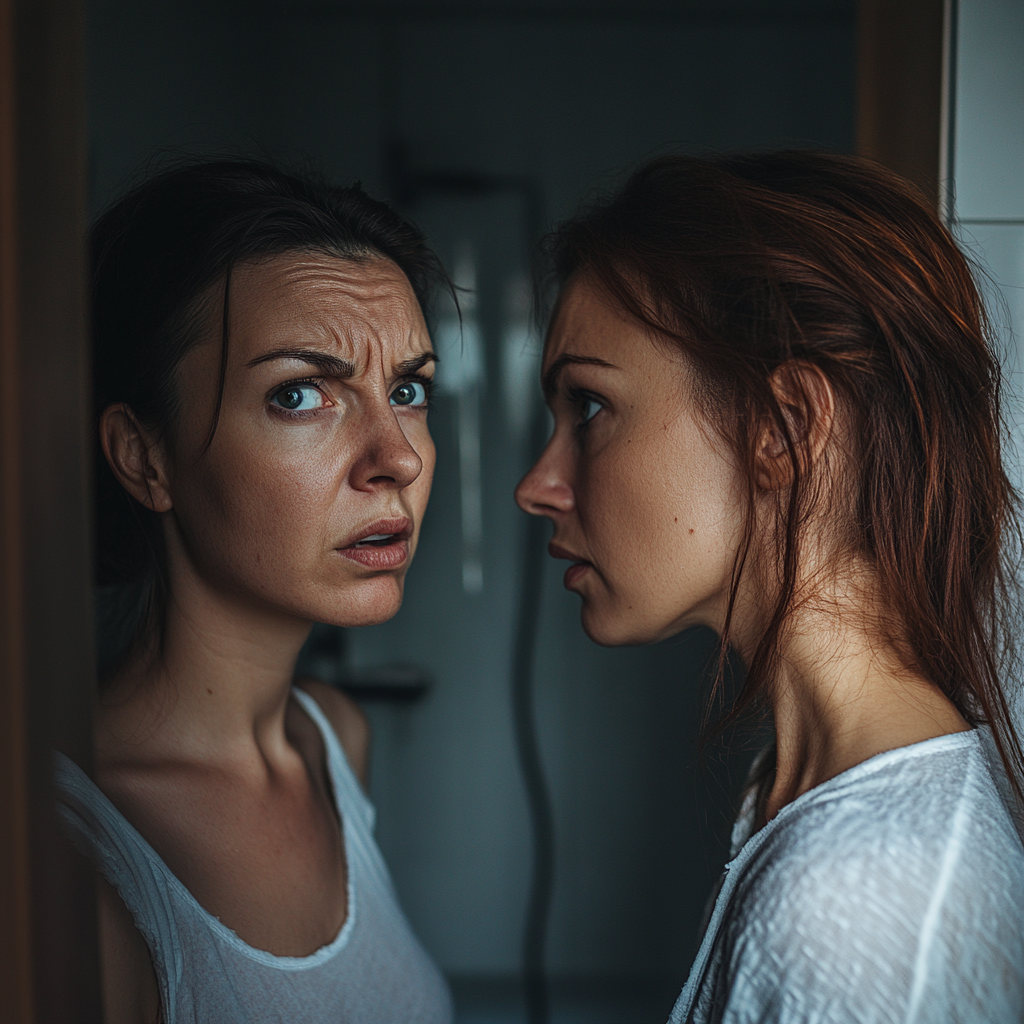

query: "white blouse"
left=670, top=730, right=1024, bottom=1024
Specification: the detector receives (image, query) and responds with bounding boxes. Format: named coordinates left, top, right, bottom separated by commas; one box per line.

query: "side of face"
left=515, top=275, right=746, bottom=646
left=102, top=254, right=436, bottom=629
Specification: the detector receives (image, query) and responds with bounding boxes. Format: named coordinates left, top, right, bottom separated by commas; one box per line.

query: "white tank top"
left=54, top=688, right=453, bottom=1024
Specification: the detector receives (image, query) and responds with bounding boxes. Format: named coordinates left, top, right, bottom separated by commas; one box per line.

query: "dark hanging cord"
left=511, top=399, right=556, bottom=1024
left=381, top=124, right=553, bottom=1017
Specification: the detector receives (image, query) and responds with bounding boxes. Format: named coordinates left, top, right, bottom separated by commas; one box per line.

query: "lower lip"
left=338, top=539, right=410, bottom=570
left=563, top=562, right=591, bottom=589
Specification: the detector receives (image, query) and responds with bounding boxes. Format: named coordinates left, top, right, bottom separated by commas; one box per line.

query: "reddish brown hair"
left=549, top=151, right=1024, bottom=796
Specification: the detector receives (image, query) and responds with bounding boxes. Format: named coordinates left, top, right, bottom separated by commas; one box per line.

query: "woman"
left=56, top=160, right=453, bottom=1023
left=516, top=152, right=1024, bottom=1022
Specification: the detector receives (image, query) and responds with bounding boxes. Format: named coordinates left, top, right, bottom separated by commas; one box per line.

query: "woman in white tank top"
left=515, top=152, right=1024, bottom=1021
left=60, top=160, right=453, bottom=1023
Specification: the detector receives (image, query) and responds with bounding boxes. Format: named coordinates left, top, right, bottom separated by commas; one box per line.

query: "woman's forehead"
left=229, top=255, right=430, bottom=362
left=543, top=275, right=642, bottom=367
left=236, top=254, right=415, bottom=313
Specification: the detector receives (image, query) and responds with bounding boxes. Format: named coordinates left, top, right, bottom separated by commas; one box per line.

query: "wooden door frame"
left=0, top=0, right=102, bottom=1020
left=857, top=0, right=953, bottom=210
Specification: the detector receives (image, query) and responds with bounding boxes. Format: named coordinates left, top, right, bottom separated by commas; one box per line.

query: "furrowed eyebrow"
left=542, top=354, right=618, bottom=398
left=394, top=352, right=439, bottom=376
left=247, top=348, right=356, bottom=378
left=246, top=348, right=438, bottom=379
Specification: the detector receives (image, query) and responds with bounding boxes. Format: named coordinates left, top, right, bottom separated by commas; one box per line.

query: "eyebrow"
left=395, top=352, right=440, bottom=375
left=246, top=348, right=438, bottom=377
left=542, top=354, right=619, bottom=397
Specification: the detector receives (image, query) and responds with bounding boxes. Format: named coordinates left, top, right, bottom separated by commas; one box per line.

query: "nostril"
left=353, top=436, right=424, bottom=492
left=514, top=478, right=538, bottom=515
left=515, top=474, right=573, bottom=517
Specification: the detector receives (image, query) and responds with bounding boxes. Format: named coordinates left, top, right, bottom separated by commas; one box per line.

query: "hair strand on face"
left=547, top=150, right=1024, bottom=806
left=92, top=158, right=452, bottom=676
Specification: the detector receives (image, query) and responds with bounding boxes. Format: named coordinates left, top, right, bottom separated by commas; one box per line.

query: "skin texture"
left=95, top=255, right=435, bottom=1022
left=516, top=274, right=968, bottom=823
left=513, top=277, right=747, bottom=648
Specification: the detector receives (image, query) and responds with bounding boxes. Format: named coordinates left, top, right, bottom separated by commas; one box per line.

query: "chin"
left=579, top=598, right=678, bottom=648
left=580, top=603, right=641, bottom=648
left=318, top=573, right=406, bottom=628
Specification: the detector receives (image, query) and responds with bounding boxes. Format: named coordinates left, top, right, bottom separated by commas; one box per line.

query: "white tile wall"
left=955, top=0, right=1024, bottom=472
left=954, top=0, right=1024, bottom=220
left=954, top=0, right=1024, bottom=722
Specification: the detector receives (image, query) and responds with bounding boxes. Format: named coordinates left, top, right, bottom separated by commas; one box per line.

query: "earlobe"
left=99, top=404, right=174, bottom=513
left=755, top=424, right=795, bottom=491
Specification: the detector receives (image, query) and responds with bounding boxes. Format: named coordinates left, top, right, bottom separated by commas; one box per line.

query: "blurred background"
left=4, top=1, right=1018, bottom=1022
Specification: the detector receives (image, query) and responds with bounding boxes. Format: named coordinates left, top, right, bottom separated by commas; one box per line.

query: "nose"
left=350, top=404, right=425, bottom=493
left=515, top=439, right=574, bottom=517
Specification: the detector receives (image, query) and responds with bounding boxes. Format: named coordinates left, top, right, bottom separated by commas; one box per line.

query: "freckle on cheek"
left=689, top=528, right=695, bottom=534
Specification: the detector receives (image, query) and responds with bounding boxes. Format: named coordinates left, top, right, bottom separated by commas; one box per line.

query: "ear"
left=755, top=361, right=835, bottom=491
left=99, top=404, right=174, bottom=513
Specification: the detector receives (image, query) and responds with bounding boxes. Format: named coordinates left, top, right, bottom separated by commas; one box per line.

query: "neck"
left=98, top=559, right=313, bottom=766
left=741, top=566, right=969, bottom=820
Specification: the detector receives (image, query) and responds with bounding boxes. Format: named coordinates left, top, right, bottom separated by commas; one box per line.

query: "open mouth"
left=353, top=533, right=401, bottom=548
left=339, top=518, right=413, bottom=570
left=549, top=542, right=587, bottom=564
left=547, top=542, right=593, bottom=590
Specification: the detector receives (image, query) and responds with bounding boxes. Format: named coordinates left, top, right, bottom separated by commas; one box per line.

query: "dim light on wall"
left=502, top=271, right=542, bottom=439
left=435, top=242, right=485, bottom=593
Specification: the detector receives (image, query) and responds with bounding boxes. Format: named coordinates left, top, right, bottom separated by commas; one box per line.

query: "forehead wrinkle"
left=269, top=257, right=411, bottom=304
left=230, top=255, right=430, bottom=375
left=265, top=287, right=416, bottom=358
left=279, top=263, right=418, bottom=320
left=277, top=310, right=432, bottom=382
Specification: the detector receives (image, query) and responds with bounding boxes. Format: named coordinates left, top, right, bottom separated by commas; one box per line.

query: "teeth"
left=355, top=533, right=394, bottom=546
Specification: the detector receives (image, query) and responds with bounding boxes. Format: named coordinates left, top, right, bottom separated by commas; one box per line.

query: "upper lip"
left=339, top=517, right=413, bottom=548
left=548, top=542, right=589, bottom=563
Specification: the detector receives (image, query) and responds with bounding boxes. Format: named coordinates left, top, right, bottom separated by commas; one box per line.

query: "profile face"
left=163, top=254, right=436, bottom=628
left=515, top=274, right=745, bottom=647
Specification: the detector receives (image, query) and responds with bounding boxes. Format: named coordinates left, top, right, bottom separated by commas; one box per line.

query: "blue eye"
left=582, top=398, right=602, bottom=423
left=272, top=385, right=325, bottom=412
left=391, top=381, right=428, bottom=408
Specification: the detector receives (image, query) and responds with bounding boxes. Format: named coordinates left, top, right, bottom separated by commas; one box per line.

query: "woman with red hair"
left=517, top=152, right=1024, bottom=1022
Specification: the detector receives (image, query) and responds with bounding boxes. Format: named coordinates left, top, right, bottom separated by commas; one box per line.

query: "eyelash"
left=267, top=374, right=437, bottom=415
left=567, top=387, right=603, bottom=430
left=268, top=377, right=330, bottom=416
left=402, top=373, right=435, bottom=407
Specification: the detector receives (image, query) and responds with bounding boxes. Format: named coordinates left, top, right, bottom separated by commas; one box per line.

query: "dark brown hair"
left=549, top=150, right=1024, bottom=796
left=93, top=159, right=449, bottom=672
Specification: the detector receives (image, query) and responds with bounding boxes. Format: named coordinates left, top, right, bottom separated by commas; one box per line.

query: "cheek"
left=173, top=433, right=342, bottom=584
left=579, top=425, right=743, bottom=618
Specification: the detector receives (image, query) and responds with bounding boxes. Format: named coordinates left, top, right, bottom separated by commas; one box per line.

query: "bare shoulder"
left=96, top=872, right=162, bottom=1024
left=294, top=678, right=372, bottom=789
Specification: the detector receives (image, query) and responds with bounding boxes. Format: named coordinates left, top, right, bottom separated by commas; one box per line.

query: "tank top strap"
left=291, top=687, right=376, bottom=833
left=53, top=751, right=183, bottom=1014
